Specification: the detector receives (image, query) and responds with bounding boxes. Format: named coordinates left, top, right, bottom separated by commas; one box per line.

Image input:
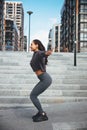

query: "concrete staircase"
left=0, top=51, right=87, bottom=107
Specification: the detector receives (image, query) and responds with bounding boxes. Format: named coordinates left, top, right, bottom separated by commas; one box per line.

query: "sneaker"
left=33, top=112, right=48, bottom=122
left=32, top=112, right=40, bottom=120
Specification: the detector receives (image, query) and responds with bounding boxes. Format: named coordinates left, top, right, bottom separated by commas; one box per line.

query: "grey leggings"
left=30, top=72, right=52, bottom=113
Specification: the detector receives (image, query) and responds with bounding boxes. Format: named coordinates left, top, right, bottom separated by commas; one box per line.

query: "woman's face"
left=30, top=41, right=38, bottom=51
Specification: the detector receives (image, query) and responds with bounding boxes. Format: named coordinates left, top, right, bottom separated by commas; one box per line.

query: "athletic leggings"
left=30, top=72, right=52, bottom=113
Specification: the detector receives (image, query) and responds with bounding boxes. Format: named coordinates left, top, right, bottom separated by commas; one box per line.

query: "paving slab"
left=0, top=102, right=87, bottom=130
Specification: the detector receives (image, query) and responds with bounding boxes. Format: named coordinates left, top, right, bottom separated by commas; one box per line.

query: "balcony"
left=80, top=0, right=87, bottom=4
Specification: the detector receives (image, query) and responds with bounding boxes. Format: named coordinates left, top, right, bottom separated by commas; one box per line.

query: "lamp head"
left=27, top=11, right=33, bottom=15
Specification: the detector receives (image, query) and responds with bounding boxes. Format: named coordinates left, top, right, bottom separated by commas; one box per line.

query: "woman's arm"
left=38, top=49, right=53, bottom=58
left=45, top=49, right=53, bottom=56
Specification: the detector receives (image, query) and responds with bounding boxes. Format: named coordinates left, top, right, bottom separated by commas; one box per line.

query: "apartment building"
left=48, top=29, right=52, bottom=50
left=5, top=18, right=18, bottom=51
left=61, top=0, right=87, bottom=52
left=23, top=36, right=27, bottom=51
left=0, top=0, right=4, bottom=50
left=48, top=24, right=61, bottom=52
left=4, top=1, right=24, bottom=51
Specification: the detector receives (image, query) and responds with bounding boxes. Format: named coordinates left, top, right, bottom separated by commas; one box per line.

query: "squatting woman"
left=30, top=39, right=52, bottom=122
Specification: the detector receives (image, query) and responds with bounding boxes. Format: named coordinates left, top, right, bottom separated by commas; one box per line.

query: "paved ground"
left=0, top=102, right=87, bottom=130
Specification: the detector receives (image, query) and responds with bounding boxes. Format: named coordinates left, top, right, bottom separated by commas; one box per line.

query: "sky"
left=8, top=0, right=64, bottom=48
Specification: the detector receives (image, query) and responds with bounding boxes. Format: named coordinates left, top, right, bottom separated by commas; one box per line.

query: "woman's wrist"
left=45, top=50, right=52, bottom=56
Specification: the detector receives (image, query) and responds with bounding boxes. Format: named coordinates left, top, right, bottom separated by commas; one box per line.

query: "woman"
left=30, top=39, right=52, bottom=122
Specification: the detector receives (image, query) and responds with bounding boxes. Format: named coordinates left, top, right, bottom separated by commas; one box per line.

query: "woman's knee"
left=30, top=92, right=37, bottom=101
left=30, top=92, right=34, bottom=101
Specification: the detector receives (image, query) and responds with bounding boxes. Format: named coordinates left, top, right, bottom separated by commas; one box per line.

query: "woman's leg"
left=30, top=81, right=44, bottom=113
left=30, top=72, right=52, bottom=113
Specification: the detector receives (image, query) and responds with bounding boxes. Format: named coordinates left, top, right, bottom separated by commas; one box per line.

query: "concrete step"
left=0, top=52, right=86, bottom=56
left=0, top=52, right=87, bottom=106
left=0, top=96, right=87, bottom=105
left=0, top=66, right=87, bottom=71
left=0, top=52, right=32, bottom=57
left=0, top=78, right=86, bottom=84
left=0, top=69, right=87, bottom=74
left=3, top=60, right=87, bottom=66
left=0, top=89, right=87, bottom=97
left=0, top=84, right=87, bottom=90
left=0, top=77, right=87, bottom=84
left=0, top=74, right=87, bottom=79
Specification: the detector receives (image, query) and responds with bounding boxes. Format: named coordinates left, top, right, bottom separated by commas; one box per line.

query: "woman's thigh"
left=31, top=80, right=49, bottom=96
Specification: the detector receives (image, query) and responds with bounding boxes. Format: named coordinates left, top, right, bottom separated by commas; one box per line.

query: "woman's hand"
left=45, top=49, right=53, bottom=56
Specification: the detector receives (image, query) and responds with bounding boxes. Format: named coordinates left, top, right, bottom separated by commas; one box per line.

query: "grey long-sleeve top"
left=30, top=50, right=46, bottom=72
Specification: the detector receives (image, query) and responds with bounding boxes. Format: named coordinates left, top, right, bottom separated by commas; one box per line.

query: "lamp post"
left=27, top=11, right=33, bottom=52
left=73, top=9, right=77, bottom=66
left=74, top=40, right=76, bottom=66
left=74, top=0, right=79, bottom=66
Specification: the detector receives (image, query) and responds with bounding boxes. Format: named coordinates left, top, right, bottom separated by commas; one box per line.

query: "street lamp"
left=74, top=41, right=77, bottom=66
left=73, top=11, right=77, bottom=66
left=27, top=11, right=33, bottom=52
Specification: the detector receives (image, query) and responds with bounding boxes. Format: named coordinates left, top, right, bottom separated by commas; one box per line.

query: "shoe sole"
left=33, top=117, right=48, bottom=122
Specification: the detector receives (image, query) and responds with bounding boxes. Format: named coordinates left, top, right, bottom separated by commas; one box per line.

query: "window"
left=80, top=23, right=87, bottom=31
left=80, top=33, right=87, bottom=41
left=80, top=42, right=87, bottom=47
left=17, top=11, right=21, bottom=14
left=80, top=5, right=87, bottom=12
left=80, top=0, right=87, bottom=4
left=80, top=14, right=87, bottom=22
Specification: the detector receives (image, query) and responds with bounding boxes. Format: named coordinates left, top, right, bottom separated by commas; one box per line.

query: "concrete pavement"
left=0, top=102, right=87, bottom=130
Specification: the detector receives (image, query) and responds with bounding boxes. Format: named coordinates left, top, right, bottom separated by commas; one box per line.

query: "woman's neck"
left=34, top=49, right=39, bottom=52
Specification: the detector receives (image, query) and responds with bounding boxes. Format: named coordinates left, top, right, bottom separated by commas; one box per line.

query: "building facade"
left=5, top=18, right=18, bottom=51
left=48, top=24, right=61, bottom=52
left=0, top=0, right=4, bottom=50
left=23, top=36, right=27, bottom=51
left=61, top=0, right=87, bottom=52
left=4, top=1, right=24, bottom=51
left=48, top=29, right=52, bottom=50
